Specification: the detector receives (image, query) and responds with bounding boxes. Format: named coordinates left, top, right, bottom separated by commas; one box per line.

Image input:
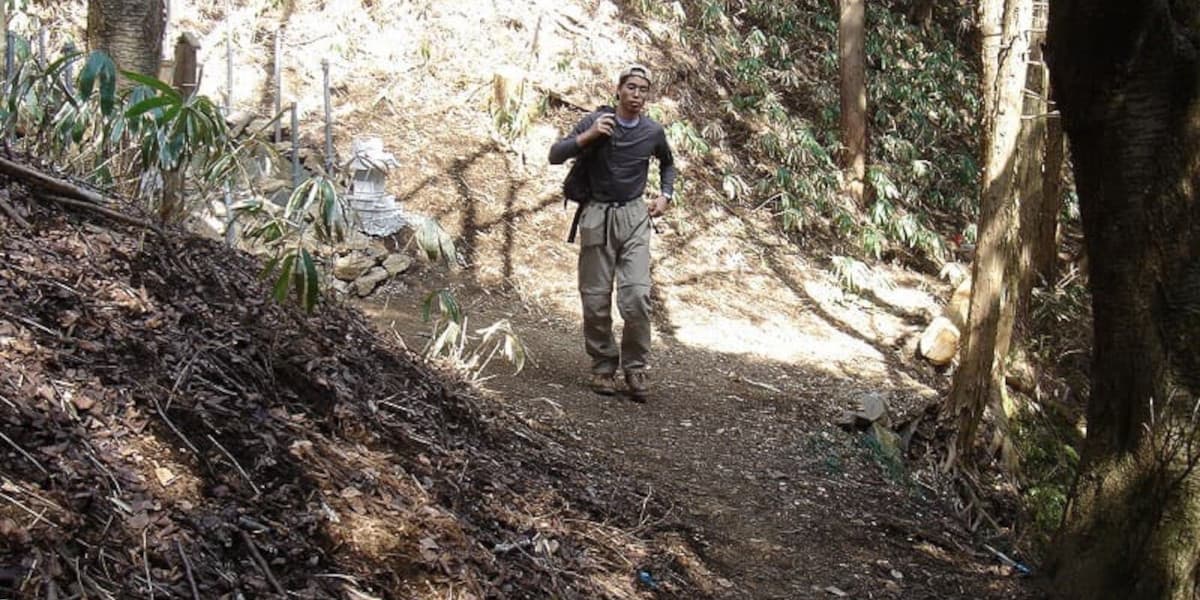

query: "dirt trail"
left=364, top=265, right=1041, bottom=600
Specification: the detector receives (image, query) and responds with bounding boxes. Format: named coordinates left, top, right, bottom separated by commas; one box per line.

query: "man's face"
left=617, top=76, right=651, bottom=115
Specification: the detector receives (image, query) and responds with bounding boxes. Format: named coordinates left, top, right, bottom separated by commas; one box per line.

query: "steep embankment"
left=0, top=193, right=713, bottom=598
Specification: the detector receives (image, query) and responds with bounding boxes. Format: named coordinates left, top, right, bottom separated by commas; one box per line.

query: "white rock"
left=917, top=316, right=960, bottom=366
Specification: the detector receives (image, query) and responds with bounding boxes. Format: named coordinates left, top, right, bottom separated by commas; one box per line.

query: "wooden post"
left=225, top=0, right=233, bottom=111
left=273, top=28, right=282, bottom=143
left=291, top=102, right=301, bottom=186
left=171, top=33, right=200, bottom=98
left=323, top=58, right=332, bottom=174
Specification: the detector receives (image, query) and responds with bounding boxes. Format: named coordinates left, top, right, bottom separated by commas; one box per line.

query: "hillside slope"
left=0, top=196, right=712, bottom=598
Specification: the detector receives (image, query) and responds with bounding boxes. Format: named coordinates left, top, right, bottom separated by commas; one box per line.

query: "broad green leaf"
left=125, top=96, right=176, bottom=119
left=272, top=254, right=296, bottom=303
left=285, top=178, right=313, bottom=220
left=44, top=52, right=82, bottom=80
left=422, top=289, right=462, bottom=324
left=259, top=255, right=282, bottom=280
left=79, top=53, right=118, bottom=116
left=158, top=105, right=182, bottom=131
left=299, top=248, right=320, bottom=312
left=121, top=70, right=181, bottom=102
left=249, top=221, right=284, bottom=243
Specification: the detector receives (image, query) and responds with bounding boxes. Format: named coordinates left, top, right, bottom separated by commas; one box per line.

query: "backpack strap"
left=567, top=202, right=585, bottom=243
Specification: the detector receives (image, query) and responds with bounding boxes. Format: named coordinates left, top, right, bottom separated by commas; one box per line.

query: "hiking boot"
left=588, top=373, right=617, bottom=396
left=624, top=369, right=649, bottom=402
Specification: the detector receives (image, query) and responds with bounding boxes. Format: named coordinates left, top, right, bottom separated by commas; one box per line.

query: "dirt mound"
left=0, top=188, right=711, bottom=599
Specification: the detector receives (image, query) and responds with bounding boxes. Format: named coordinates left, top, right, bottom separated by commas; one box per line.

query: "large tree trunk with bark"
left=838, top=0, right=866, bottom=208
left=86, top=0, right=166, bottom=78
left=1047, top=2, right=1200, bottom=598
left=943, top=0, right=1032, bottom=467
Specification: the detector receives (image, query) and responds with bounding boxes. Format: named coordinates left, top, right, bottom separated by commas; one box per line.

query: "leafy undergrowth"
left=0, top=187, right=713, bottom=599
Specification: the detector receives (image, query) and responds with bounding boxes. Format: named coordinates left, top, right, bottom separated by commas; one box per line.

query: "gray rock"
left=330, top=279, right=351, bottom=296
left=858, top=392, right=890, bottom=425
left=382, top=253, right=413, bottom=276
left=334, top=254, right=378, bottom=281
left=836, top=393, right=892, bottom=430
left=353, top=266, right=391, bottom=297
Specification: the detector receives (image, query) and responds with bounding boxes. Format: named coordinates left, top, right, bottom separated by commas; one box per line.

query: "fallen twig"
left=153, top=397, right=199, bottom=455
left=142, top=528, right=154, bottom=600
left=637, top=486, right=653, bottom=529
left=0, top=310, right=60, bottom=339
left=2, top=479, right=66, bottom=515
left=41, top=193, right=166, bottom=237
left=0, top=156, right=109, bottom=204
left=0, top=431, right=48, bottom=475
left=0, top=491, right=59, bottom=529
left=0, top=194, right=29, bottom=229
left=741, top=376, right=781, bottom=393
left=207, top=434, right=261, bottom=497
left=176, top=539, right=201, bottom=600
left=983, top=543, right=1032, bottom=574
left=239, top=529, right=287, bottom=596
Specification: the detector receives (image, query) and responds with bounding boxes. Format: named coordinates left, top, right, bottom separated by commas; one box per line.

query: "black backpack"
left=562, top=106, right=614, bottom=242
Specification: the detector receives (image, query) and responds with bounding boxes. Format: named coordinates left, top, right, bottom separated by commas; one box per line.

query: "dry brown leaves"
left=0, top=188, right=706, bottom=599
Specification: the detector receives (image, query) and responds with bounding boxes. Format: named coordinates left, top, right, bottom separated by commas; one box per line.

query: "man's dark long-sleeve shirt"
left=549, top=111, right=677, bottom=203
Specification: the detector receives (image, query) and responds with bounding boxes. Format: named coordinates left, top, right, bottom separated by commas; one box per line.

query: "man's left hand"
left=647, top=195, right=670, bottom=218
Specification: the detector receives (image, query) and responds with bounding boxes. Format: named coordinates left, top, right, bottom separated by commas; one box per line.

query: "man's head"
left=616, top=64, right=652, bottom=117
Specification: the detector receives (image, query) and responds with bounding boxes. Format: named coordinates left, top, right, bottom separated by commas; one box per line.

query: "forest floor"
left=0, top=174, right=1041, bottom=600
left=361, top=224, right=1043, bottom=600
left=2, top=0, right=1052, bottom=597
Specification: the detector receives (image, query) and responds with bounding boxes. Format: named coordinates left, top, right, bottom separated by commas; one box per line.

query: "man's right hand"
left=579, top=114, right=616, bottom=146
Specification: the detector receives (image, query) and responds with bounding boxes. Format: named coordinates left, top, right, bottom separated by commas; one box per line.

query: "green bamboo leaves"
left=242, top=176, right=350, bottom=313
left=79, top=51, right=117, bottom=116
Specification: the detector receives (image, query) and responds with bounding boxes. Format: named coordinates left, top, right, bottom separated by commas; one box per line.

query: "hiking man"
left=548, top=64, right=678, bottom=402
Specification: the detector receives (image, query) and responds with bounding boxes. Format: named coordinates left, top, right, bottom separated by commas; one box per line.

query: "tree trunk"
left=0, top=1, right=7, bottom=85
left=86, top=0, right=166, bottom=78
left=909, top=0, right=934, bottom=31
left=943, top=0, right=1032, bottom=467
left=1016, top=8, right=1049, bottom=323
left=1037, top=87, right=1065, bottom=284
left=838, top=0, right=867, bottom=208
left=1047, top=2, right=1200, bottom=598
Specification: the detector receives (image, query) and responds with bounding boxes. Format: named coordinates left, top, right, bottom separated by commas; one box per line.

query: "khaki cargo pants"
left=577, top=200, right=652, bottom=375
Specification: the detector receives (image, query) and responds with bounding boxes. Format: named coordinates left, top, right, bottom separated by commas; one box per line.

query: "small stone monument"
left=345, top=137, right=407, bottom=235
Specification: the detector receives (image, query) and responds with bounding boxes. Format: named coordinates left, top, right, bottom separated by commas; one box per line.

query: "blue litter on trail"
left=637, top=570, right=658, bottom=589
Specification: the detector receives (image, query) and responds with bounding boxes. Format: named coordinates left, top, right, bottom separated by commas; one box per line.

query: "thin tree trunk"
left=1016, top=7, right=1049, bottom=324
left=944, top=0, right=1032, bottom=467
left=0, top=0, right=7, bottom=85
left=1037, top=88, right=1064, bottom=284
left=1047, top=2, right=1200, bottom=598
left=909, top=0, right=934, bottom=31
left=838, top=0, right=867, bottom=208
